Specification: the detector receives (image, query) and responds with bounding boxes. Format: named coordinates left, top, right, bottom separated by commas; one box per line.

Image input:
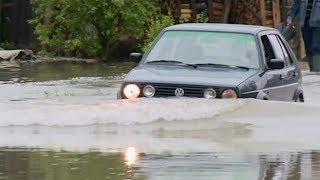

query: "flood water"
left=0, top=60, right=320, bottom=180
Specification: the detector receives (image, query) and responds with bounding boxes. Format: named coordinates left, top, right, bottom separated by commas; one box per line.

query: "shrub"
left=141, top=13, right=175, bottom=53
left=30, top=0, right=158, bottom=60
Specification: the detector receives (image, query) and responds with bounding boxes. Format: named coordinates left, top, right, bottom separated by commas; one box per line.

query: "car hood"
left=125, top=65, right=260, bottom=87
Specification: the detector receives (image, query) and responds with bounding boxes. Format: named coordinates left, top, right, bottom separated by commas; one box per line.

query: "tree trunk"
left=100, top=36, right=109, bottom=60
left=94, top=23, right=109, bottom=60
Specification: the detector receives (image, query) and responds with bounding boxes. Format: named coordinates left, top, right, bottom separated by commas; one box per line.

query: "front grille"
left=140, top=83, right=221, bottom=98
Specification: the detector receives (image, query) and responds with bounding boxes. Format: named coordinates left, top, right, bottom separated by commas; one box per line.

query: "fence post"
left=260, top=0, right=266, bottom=26
left=223, top=0, right=232, bottom=23
left=190, top=0, right=197, bottom=22
left=207, top=0, right=213, bottom=22
left=272, top=0, right=281, bottom=27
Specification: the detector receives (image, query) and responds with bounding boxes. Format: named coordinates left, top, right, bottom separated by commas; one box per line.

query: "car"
left=117, top=23, right=304, bottom=102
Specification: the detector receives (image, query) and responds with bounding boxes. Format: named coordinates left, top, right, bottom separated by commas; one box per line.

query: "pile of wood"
left=229, top=0, right=281, bottom=27
left=175, top=0, right=228, bottom=23
left=208, top=0, right=226, bottom=23
left=229, top=0, right=259, bottom=25
left=173, top=0, right=282, bottom=27
left=179, top=3, right=192, bottom=20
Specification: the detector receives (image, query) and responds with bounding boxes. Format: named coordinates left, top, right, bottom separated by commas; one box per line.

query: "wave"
left=0, top=98, right=320, bottom=153
left=0, top=98, right=246, bottom=127
left=0, top=94, right=319, bottom=127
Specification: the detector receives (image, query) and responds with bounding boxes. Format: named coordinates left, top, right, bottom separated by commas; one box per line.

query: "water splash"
left=0, top=98, right=247, bottom=126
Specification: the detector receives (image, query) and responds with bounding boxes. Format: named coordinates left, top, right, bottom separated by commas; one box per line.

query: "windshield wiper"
left=193, top=63, right=229, bottom=67
left=146, top=60, right=197, bottom=68
left=192, top=63, right=250, bottom=70
left=228, top=65, right=250, bottom=70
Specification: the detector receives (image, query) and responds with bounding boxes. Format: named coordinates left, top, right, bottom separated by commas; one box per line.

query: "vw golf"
left=117, top=23, right=304, bottom=102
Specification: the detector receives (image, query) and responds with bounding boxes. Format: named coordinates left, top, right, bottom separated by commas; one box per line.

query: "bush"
left=141, top=14, right=175, bottom=53
left=0, top=41, right=15, bottom=50
left=30, top=0, right=158, bottom=60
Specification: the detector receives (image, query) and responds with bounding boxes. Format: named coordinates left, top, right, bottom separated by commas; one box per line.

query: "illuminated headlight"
left=143, top=85, right=156, bottom=98
left=123, top=84, right=140, bottom=99
left=204, top=88, right=217, bottom=99
left=221, top=89, right=238, bottom=99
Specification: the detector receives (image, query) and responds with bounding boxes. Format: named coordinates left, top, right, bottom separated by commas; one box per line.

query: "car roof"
left=164, top=23, right=275, bottom=34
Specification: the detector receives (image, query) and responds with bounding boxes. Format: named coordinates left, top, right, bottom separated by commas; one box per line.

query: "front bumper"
left=118, top=82, right=242, bottom=99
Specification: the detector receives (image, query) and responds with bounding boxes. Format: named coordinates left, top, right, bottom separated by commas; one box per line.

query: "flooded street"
left=0, top=60, right=320, bottom=179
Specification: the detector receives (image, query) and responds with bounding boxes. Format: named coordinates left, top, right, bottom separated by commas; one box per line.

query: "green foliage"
left=30, top=0, right=158, bottom=59
left=141, top=13, right=175, bottom=53
left=196, top=11, right=209, bottom=23
left=141, top=11, right=210, bottom=53
left=0, top=41, right=15, bottom=50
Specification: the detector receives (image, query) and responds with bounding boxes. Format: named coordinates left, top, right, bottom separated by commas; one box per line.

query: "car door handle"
left=279, top=74, right=285, bottom=81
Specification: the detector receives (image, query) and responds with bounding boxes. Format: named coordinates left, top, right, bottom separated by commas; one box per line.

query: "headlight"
left=204, top=88, right=217, bottom=99
left=123, top=84, right=140, bottom=99
left=143, top=85, right=156, bottom=98
left=221, top=89, right=238, bottom=99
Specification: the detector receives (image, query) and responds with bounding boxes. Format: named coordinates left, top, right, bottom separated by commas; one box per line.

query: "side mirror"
left=268, top=58, right=285, bottom=70
left=129, top=53, right=142, bottom=63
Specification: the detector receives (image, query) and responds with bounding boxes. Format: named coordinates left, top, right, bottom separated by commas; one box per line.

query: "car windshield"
left=144, top=30, right=261, bottom=69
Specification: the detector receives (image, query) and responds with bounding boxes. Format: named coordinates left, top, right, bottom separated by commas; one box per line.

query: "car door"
left=259, top=33, right=295, bottom=101
left=275, top=34, right=300, bottom=101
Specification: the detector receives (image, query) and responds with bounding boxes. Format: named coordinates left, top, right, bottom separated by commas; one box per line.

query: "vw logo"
left=174, top=88, right=185, bottom=97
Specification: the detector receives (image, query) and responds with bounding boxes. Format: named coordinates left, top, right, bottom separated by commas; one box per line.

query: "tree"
left=30, top=0, right=158, bottom=59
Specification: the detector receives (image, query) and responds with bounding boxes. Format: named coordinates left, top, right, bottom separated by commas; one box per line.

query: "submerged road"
left=0, top=61, right=319, bottom=179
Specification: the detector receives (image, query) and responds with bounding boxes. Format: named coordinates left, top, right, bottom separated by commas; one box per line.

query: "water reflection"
left=135, top=151, right=320, bottom=180
left=125, top=147, right=138, bottom=166
left=0, top=148, right=320, bottom=179
left=0, top=148, right=132, bottom=180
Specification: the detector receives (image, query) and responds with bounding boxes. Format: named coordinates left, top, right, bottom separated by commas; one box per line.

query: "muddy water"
left=0, top=61, right=320, bottom=180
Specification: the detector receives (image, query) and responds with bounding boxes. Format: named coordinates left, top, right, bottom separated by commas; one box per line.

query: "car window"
left=144, top=31, right=261, bottom=69
left=146, top=32, right=180, bottom=60
left=267, top=35, right=286, bottom=63
left=261, top=35, right=275, bottom=61
left=275, top=35, right=293, bottom=66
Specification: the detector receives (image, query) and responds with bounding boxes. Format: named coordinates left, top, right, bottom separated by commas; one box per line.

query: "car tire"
left=295, top=93, right=304, bottom=103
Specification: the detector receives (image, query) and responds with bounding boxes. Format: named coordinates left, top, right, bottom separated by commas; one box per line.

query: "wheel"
left=295, top=93, right=304, bottom=103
